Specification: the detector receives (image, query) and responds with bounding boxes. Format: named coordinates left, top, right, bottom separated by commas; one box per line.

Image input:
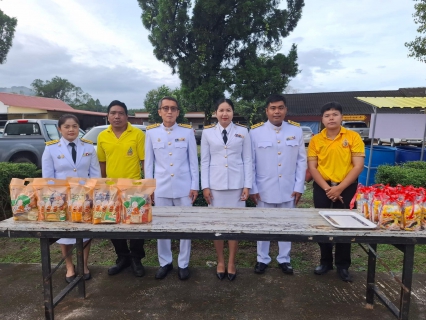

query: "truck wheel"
left=12, top=157, right=33, bottom=164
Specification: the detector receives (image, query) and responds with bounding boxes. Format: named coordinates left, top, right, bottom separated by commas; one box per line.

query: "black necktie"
left=222, top=129, right=228, bottom=144
left=69, top=142, right=77, bottom=164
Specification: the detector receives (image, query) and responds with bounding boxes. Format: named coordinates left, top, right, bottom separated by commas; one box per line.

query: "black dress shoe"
left=278, top=262, right=294, bottom=274
left=314, top=264, right=333, bottom=275
left=108, top=258, right=131, bottom=276
left=131, top=258, right=145, bottom=277
left=65, top=274, right=76, bottom=284
left=178, top=267, right=190, bottom=280
left=337, top=268, right=353, bottom=282
left=227, top=272, right=237, bottom=281
left=83, top=272, right=91, bottom=281
left=155, top=263, right=173, bottom=279
left=254, top=262, right=268, bottom=274
left=216, top=271, right=226, bottom=280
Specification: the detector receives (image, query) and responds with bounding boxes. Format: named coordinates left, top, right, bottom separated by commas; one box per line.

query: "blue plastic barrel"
left=395, top=146, right=426, bottom=163
left=359, top=146, right=396, bottom=185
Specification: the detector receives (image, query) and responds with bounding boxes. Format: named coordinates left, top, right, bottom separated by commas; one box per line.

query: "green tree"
left=31, top=76, right=92, bottom=108
left=0, top=8, right=17, bottom=64
left=144, top=85, right=188, bottom=123
left=405, top=0, right=426, bottom=62
left=138, top=0, right=304, bottom=124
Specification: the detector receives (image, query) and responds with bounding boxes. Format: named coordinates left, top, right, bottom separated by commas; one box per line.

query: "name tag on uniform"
left=83, top=152, right=92, bottom=157
left=234, top=134, right=244, bottom=138
left=175, top=138, right=185, bottom=142
left=286, top=136, right=296, bottom=140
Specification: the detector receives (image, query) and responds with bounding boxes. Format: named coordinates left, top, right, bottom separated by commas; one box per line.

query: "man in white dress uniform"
left=144, top=96, right=199, bottom=280
left=250, top=94, right=307, bottom=275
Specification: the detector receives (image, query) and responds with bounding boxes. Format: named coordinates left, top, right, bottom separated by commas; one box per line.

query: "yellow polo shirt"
left=97, top=123, right=145, bottom=179
left=307, top=126, right=365, bottom=183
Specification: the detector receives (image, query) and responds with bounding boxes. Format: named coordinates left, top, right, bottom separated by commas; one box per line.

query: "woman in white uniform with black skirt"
left=201, top=98, right=252, bottom=281
left=42, top=114, right=101, bottom=283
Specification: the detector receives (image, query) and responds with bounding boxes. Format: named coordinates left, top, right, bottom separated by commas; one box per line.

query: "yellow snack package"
left=117, top=179, right=156, bottom=224
left=33, top=178, right=68, bottom=222
left=379, top=200, right=402, bottom=231
left=67, top=178, right=97, bottom=223
left=92, top=178, right=120, bottom=224
left=9, top=178, right=38, bottom=221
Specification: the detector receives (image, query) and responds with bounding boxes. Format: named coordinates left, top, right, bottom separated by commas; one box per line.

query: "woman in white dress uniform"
left=42, top=114, right=101, bottom=283
left=201, top=98, right=252, bottom=281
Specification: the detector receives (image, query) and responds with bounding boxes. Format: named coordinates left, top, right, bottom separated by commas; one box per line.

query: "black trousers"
left=111, top=239, right=145, bottom=260
left=313, top=181, right=358, bottom=269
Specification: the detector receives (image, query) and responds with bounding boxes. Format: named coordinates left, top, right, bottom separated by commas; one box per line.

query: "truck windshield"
left=4, top=123, right=41, bottom=135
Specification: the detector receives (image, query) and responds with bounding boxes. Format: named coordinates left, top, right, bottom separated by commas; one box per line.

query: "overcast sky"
left=0, top=0, right=425, bottom=109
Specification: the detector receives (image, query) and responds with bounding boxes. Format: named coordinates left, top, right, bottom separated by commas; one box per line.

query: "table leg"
left=399, top=244, right=414, bottom=320
left=40, top=238, right=54, bottom=320
left=76, top=238, right=86, bottom=298
left=366, top=243, right=377, bottom=308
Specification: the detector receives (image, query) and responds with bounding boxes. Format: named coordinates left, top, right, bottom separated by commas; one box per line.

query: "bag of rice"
left=33, top=178, right=68, bottom=222
left=9, top=178, right=38, bottom=221
left=117, top=179, right=155, bottom=224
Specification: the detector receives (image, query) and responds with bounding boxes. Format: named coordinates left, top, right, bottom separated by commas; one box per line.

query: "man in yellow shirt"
left=307, top=102, right=364, bottom=282
left=97, top=100, right=146, bottom=277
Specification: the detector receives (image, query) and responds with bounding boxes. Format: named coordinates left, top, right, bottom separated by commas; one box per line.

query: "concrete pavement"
left=1, top=263, right=425, bottom=320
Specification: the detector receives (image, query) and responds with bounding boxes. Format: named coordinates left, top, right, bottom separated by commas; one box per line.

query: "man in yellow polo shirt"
left=97, top=100, right=146, bottom=277
left=307, top=101, right=364, bottom=282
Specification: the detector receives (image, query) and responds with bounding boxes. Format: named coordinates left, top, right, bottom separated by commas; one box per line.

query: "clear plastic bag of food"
left=117, top=179, right=156, bottom=224
left=92, top=178, right=120, bottom=224
left=67, top=177, right=97, bottom=223
left=33, top=178, right=68, bottom=222
left=379, top=196, right=402, bottom=230
left=10, top=178, right=38, bottom=221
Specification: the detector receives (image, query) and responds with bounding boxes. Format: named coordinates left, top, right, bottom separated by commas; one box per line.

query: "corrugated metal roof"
left=356, top=97, right=426, bottom=108
left=0, top=92, right=106, bottom=116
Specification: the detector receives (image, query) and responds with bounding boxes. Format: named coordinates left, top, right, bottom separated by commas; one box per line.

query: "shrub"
left=0, top=162, right=41, bottom=220
left=375, top=161, right=426, bottom=187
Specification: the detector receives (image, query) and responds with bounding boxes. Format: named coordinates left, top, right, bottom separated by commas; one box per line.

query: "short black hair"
left=266, top=94, right=287, bottom=108
left=58, top=114, right=80, bottom=128
left=214, top=98, right=234, bottom=111
left=158, top=96, right=180, bottom=109
left=320, top=102, right=343, bottom=116
left=107, top=100, right=128, bottom=115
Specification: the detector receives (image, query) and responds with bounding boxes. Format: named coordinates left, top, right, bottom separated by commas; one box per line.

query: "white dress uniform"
left=42, top=136, right=101, bottom=245
left=144, top=123, right=199, bottom=268
left=201, top=122, right=252, bottom=207
left=250, top=120, right=306, bottom=264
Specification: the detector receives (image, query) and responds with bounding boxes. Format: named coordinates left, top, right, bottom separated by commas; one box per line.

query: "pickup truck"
left=0, top=119, right=85, bottom=167
left=342, top=121, right=371, bottom=143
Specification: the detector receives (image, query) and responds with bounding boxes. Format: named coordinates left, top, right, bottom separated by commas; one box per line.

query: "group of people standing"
left=41, top=93, right=365, bottom=284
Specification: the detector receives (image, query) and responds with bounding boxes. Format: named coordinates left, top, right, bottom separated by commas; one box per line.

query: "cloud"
left=0, top=35, right=179, bottom=109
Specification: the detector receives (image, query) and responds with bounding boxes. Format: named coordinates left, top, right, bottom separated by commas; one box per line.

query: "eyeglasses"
left=160, top=107, right=178, bottom=112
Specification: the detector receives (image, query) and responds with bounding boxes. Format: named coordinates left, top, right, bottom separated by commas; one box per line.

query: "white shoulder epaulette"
left=146, top=123, right=160, bottom=130
left=287, top=120, right=300, bottom=127
left=80, top=138, right=93, bottom=144
left=45, top=139, right=59, bottom=146
left=178, top=123, right=192, bottom=129
left=250, top=122, right=264, bottom=130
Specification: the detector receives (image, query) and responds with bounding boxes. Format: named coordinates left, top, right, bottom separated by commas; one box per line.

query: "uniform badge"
left=157, top=138, right=161, bottom=142
left=58, top=144, right=62, bottom=147
left=234, top=134, right=244, bottom=138
left=57, top=154, right=64, bottom=159
left=342, top=139, right=349, bottom=147
left=286, top=136, right=296, bottom=140
left=127, top=147, right=133, bottom=156
left=83, top=152, right=91, bottom=157
left=175, top=138, right=185, bottom=142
